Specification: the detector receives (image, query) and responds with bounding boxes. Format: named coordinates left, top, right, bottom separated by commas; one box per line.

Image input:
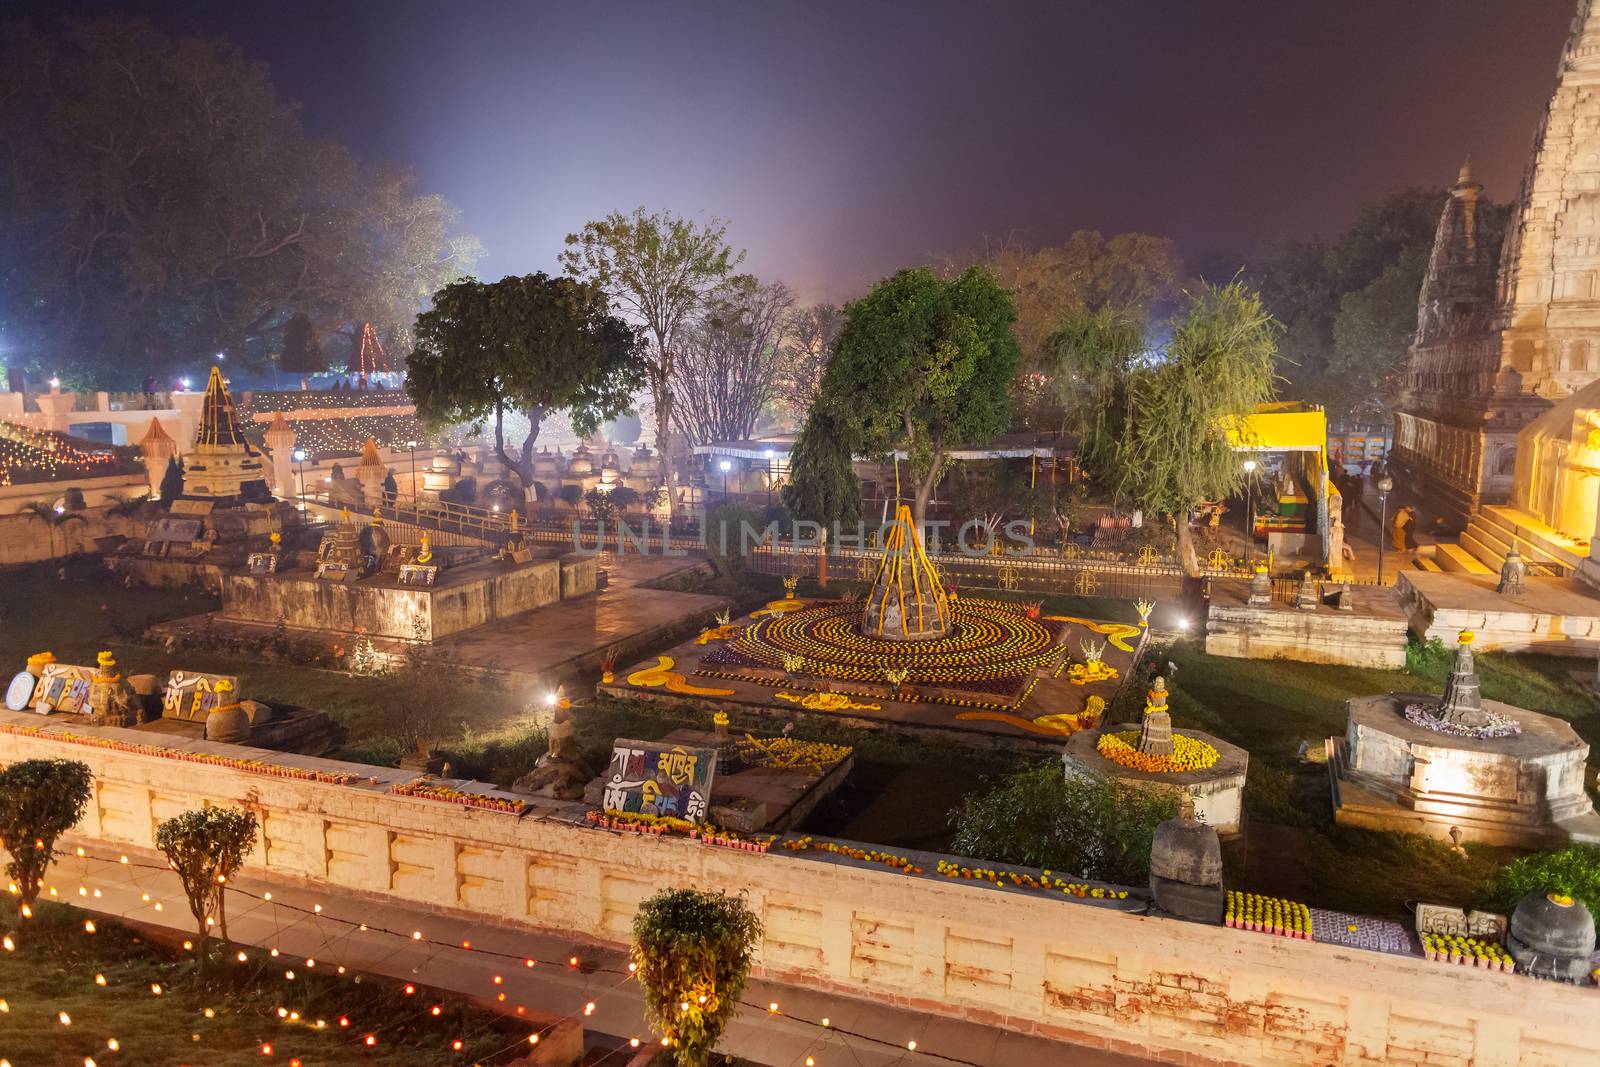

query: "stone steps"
left=1435, top=542, right=1495, bottom=576
left=1459, top=505, right=1584, bottom=575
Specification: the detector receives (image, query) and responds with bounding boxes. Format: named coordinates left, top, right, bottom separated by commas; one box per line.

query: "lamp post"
left=718, top=458, right=732, bottom=503
left=1377, top=473, right=1394, bottom=586
left=1242, top=458, right=1258, bottom=571
left=407, top=440, right=419, bottom=511
left=292, top=449, right=307, bottom=509
left=765, top=449, right=776, bottom=508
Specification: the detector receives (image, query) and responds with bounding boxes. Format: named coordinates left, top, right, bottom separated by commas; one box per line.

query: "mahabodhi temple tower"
left=1394, top=0, right=1600, bottom=527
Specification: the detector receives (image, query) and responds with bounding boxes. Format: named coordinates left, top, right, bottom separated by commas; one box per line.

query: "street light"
left=718, top=458, right=732, bottom=502
left=1242, top=458, right=1258, bottom=570
left=1377, top=473, right=1394, bottom=586
left=292, top=449, right=307, bottom=507
left=764, top=449, right=776, bottom=507
left=407, top=440, right=419, bottom=510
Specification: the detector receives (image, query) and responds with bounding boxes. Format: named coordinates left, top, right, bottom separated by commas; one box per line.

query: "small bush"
left=1405, top=636, right=1449, bottom=676
left=948, top=764, right=1178, bottom=885
left=1480, top=844, right=1600, bottom=920
left=632, top=888, right=762, bottom=1066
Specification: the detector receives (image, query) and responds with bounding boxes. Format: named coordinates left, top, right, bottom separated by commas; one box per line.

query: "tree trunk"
left=217, top=885, right=229, bottom=944
left=652, top=371, right=677, bottom=522
left=492, top=401, right=539, bottom=489
left=910, top=453, right=942, bottom=545
left=1175, top=513, right=1201, bottom=577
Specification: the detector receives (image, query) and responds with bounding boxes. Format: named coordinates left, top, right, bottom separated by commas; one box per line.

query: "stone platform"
left=1329, top=693, right=1600, bottom=848
left=1204, top=578, right=1409, bottom=668
left=1062, top=726, right=1249, bottom=835
left=218, top=551, right=595, bottom=641
left=1396, top=571, right=1600, bottom=655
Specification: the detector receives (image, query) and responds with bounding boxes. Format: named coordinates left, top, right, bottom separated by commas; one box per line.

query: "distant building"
left=1393, top=1, right=1600, bottom=528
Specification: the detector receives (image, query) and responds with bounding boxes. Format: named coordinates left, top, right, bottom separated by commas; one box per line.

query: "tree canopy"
left=672, top=274, right=794, bottom=445
left=406, top=273, right=645, bottom=490
left=1046, top=281, right=1280, bottom=573
left=798, top=266, right=1019, bottom=532
left=0, top=759, right=92, bottom=916
left=562, top=208, right=744, bottom=515
left=0, top=16, right=480, bottom=386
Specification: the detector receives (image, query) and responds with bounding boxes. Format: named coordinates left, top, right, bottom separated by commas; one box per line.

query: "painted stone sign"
left=1415, top=903, right=1507, bottom=943
left=601, top=738, right=715, bottom=822
left=162, top=670, right=241, bottom=722
left=11, top=662, right=97, bottom=714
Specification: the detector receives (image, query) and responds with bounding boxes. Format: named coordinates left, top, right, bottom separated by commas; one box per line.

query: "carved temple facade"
left=1394, top=0, right=1600, bottom=527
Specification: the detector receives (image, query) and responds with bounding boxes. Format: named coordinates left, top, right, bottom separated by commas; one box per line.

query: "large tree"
left=673, top=274, right=794, bottom=445
left=406, top=273, right=645, bottom=490
left=774, top=303, right=844, bottom=421
left=1047, top=281, right=1280, bottom=574
left=561, top=208, right=743, bottom=516
left=799, top=266, right=1019, bottom=535
left=0, top=17, right=479, bottom=385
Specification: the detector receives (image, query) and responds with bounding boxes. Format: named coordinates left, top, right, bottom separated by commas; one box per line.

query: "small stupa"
left=862, top=504, right=952, bottom=641
left=182, top=366, right=269, bottom=503
left=1137, top=676, right=1175, bottom=757
left=1437, top=631, right=1488, bottom=730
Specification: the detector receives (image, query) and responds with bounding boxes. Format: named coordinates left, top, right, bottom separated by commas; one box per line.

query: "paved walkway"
left=43, top=843, right=1153, bottom=1067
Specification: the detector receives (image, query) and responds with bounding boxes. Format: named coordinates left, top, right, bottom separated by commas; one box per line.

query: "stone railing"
left=0, top=714, right=1593, bottom=1066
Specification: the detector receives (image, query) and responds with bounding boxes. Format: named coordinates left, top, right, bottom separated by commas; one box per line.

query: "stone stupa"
left=182, top=366, right=270, bottom=503
left=861, top=504, right=952, bottom=641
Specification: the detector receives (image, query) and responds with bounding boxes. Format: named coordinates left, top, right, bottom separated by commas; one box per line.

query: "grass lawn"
left=0, top=903, right=531, bottom=1066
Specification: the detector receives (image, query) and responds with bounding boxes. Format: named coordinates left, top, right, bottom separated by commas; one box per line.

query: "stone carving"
left=1148, top=790, right=1226, bottom=924
left=1247, top=566, right=1271, bottom=606
left=87, top=651, right=138, bottom=728
left=512, top=701, right=595, bottom=800
left=1137, top=677, right=1174, bottom=758
left=1506, top=890, right=1596, bottom=983
left=1495, top=547, right=1526, bottom=595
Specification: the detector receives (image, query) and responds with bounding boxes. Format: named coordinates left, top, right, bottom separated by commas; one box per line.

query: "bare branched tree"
left=673, top=275, right=795, bottom=445
left=774, top=303, right=844, bottom=420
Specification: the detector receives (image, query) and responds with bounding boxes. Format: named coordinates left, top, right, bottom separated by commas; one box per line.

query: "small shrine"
left=1331, top=630, right=1600, bottom=846
left=862, top=504, right=952, bottom=641
left=181, top=366, right=270, bottom=503
left=1063, top=676, right=1249, bottom=834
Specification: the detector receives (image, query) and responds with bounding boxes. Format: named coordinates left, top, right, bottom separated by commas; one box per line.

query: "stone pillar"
left=33, top=386, right=75, bottom=434
left=263, top=412, right=298, bottom=501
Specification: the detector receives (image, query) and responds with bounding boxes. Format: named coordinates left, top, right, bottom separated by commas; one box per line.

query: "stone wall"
left=0, top=507, right=143, bottom=565
left=4, top=717, right=1595, bottom=1067
left=221, top=558, right=562, bottom=641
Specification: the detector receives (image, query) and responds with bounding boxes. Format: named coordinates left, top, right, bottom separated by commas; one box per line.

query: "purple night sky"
left=13, top=1, right=1578, bottom=302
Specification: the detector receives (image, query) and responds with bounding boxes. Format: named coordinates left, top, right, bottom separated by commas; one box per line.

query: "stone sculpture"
left=1495, top=547, right=1526, bottom=595
left=1506, top=890, right=1596, bottom=983
left=1149, top=791, right=1226, bottom=924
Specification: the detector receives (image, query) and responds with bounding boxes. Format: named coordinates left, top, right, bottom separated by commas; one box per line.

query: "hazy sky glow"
left=12, top=0, right=1580, bottom=302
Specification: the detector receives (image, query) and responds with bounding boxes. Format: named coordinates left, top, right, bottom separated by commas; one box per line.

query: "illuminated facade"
left=182, top=367, right=270, bottom=503
left=1394, top=1, right=1600, bottom=526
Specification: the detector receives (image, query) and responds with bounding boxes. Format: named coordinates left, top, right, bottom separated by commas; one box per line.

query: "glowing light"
left=150, top=984, right=162, bottom=995
left=584, top=1002, right=595, bottom=1016
left=630, top=1038, right=641, bottom=1048
left=719, top=459, right=732, bottom=473
left=527, top=1035, right=539, bottom=1046
left=106, top=1039, right=119, bottom=1052
left=363, top=1034, right=376, bottom=1047
left=94, top=973, right=105, bottom=985
left=908, top=1040, right=918, bottom=1051
left=59, top=1011, right=72, bottom=1025
left=84, top=920, right=95, bottom=933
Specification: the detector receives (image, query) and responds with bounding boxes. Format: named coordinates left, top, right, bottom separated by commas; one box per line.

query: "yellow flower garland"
left=1095, top=730, right=1219, bottom=772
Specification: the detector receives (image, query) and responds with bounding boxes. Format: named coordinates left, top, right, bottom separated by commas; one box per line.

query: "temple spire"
left=197, top=366, right=252, bottom=450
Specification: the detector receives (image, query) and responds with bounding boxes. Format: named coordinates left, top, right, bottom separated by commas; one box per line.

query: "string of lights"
left=0, top=418, right=130, bottom=487
left=22, top=845, right=989, bottom=1066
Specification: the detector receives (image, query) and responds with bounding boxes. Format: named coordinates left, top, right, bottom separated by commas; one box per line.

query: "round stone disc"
left=5, top=672, right=38, bottom=712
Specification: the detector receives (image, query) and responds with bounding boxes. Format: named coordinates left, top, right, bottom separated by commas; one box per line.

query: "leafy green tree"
left=631, top=888, right=762, bottom=1067
left=781, top=410, right=862, bottom=530
left=800, top=266, right=1019, bottom=535
left=154, top=807, right=259, bottom=983
left=585, top=486, right=618, bottom=525
left=278, top=312, right=328, bottom=374
left=406, top=273, right=645, bottom=490
left=562, top=208, right=745, bottom=517
left=949, top=764, right=1177, bottom=885
left=159, top=457, right=185, bottom=504
left=0, top=759, right=92, bottom=922
left=1481, top=844, right=1600, bottom=922
left=1327, top=247, right=1429, bottom=423
left=1046, top=282, right=1279, bottom=574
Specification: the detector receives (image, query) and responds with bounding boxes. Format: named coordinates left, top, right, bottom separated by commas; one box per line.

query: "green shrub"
left=0, top=759, right=92, bottom=915
left=631, top=888, right=762, bottom=1066
left=948, top=764, right=1178, bottom=884
left=1405, top=636, right=1449, bottom=676
left=1480, top=844, right=1600, bottom=920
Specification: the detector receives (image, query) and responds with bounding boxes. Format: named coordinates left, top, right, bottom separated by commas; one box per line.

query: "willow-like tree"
left=406, top=273, right=645, bottom=491
left=781, top=410, right=861, bottom=530
left=1045, top=281, right=1280, bottom=574
left=562, top=209, right=744, bottom=517
left=796, top=266, right=1019, bottom=537
left=0, top=759, right=92, bottom=925
left=631, top=888, right=762, bottom=1067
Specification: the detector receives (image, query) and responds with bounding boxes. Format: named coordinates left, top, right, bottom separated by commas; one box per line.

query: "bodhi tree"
left=406, top=273, right=645, bottom=492
left=632, top=888, right=762, bottom=1067
left=0, top=759, right=92, bottom=924
left=562, top=208, right=745, bottom=517
left=1045, top=281, right=1280, bottom=575
left=796, top=266, right=1019, bottom=536
left=155, top=807, right=259, bottom=984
